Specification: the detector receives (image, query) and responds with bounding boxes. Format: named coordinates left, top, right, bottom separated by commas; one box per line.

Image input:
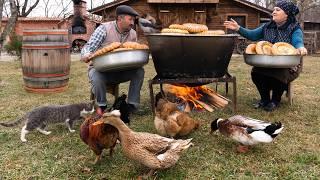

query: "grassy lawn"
left=0, top=55, right=319, bottom=179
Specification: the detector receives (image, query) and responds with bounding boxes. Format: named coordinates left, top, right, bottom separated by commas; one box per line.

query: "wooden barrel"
left=22, top=29, right=71, bottom=93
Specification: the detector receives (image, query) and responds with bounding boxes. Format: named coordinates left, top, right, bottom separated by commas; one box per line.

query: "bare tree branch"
left=42, top=0, right=50, bottom=17
left=21, top=0, right=28, bottom=15
left=20, top=0, right=40, bottom=17
left=56, top=0, right=72, bottom=18
left=3, top=0, right=10, bottom=17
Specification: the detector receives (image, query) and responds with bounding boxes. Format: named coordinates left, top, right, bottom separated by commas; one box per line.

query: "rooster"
left=80, top=110, right=119, bottom=164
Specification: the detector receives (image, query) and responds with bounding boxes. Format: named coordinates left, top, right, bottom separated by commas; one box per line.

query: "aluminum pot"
left=147, top=33, right=238, bottom=78
left=92, top=49, right=149, bottom=72
left=243, top=54, right=301, bottom=68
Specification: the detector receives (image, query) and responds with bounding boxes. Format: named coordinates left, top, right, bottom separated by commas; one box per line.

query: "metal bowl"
left=243, top=54, right=301, bottom=68
left=147, top=33, right=238, bottom=78
left=92, top=49, right=150, bottom=72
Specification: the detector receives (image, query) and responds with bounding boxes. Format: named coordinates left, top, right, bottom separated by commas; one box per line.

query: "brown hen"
left=154, top=98, right=200, bottom=137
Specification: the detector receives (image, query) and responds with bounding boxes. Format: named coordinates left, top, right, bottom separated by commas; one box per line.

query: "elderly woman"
left=224, top=0, right=308, bottom=111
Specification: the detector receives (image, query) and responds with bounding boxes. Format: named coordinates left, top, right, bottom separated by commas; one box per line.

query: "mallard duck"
left=210, top=115, right=283, bottom=153
left=97, top=110, right=193, bottom=178
left=155, top=98, right=200, bottom=137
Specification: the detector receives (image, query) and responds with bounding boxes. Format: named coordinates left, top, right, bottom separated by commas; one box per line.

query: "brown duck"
left=97, top=110, right=193, bottom=178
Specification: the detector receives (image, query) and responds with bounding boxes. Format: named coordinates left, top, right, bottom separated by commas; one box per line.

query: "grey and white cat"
left=0, top=102, right=94, bottom=142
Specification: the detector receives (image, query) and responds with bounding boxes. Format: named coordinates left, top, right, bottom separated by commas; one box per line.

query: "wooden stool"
left=90, top=84, right=119, bottom=101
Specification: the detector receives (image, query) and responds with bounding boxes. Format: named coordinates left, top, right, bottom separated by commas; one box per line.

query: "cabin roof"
left=89, top=0, right=272, bottom=16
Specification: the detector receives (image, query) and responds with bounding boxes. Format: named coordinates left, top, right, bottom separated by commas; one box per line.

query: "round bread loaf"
left=169, top=24, right=188, bottom=30
left=161, top=28, right=189, bottom=34
left=245, top=44, right=257, bottom=54
left=91, top=42, right=121, bottom=58
left=256, top=41, right=273, bottom=55
left=136, top=44, right=149, bottom=49
left=111, top=47, right=133, bottom=52
left=122, top=42, right=141, bottom=49
left=272, top=42, right=298, bottom=55
left=122, top=42, right=149, bottom=50
left=197, top=30, right=225, bottom=35
left=182, top=23, right=208, bottom=33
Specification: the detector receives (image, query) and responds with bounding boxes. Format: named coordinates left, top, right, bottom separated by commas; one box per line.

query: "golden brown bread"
left=89, top=42, right=148, bottom=60
left=197, top=30, right=225, bottom=36
left=136, top=44, right=149, bottom=49
left=255, top=41, right=273, bottom=55
left=122, top=42, right=140, bottom=49
left=182, top=23, right=208, bottom=33
left=90, top=42, right=121, bottom=58
left=169, top=24, right=188, bottom=30
left=122, top=42, right=149, bottom=50
left=272, top=42, right=298, bottom=55
left=245, top=44, right=257, bottom=54
left=111, top=47, right=133, bottom=52
left=161, top=28, right=189, bottom=34
left=246, top=41, right=298, bottom=55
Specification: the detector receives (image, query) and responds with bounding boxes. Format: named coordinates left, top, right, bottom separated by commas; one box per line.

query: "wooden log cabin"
left=89, top=0, right=271, bottom=42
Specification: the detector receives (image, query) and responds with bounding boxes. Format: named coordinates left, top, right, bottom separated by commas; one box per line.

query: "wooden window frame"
left=225, top=13, right=248, bottom=29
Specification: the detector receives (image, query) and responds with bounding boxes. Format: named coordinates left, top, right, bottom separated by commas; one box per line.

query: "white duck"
left=210, top=115, right=284, bottom=153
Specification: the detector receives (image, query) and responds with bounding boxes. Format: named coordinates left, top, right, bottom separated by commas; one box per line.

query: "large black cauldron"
left=147, top=34, right=238, bottom=78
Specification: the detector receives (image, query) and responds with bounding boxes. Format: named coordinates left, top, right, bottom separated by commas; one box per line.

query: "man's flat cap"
left=116, top=5, right=139, bottom=17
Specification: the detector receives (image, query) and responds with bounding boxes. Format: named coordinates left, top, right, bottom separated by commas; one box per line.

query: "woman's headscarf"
left=276, top=0, right=300, bottom=23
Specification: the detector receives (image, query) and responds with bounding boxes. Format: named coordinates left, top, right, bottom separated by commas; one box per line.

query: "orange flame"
left=167, top=85, right=211, bottom=109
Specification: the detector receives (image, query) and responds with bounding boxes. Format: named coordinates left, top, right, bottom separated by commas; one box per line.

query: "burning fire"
left=167, top=85, right=205, bottom=109
left=165, top=84, right=229, bottom=112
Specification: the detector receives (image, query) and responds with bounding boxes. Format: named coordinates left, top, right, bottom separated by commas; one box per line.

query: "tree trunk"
left=0, top=0, right=4, bottom=29
left=0, top=0, right=18, bottom=52
left=0, top=0, right=4, bottom=55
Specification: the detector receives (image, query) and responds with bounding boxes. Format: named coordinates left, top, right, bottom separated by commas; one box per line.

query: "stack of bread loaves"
left=89, top=42, right=149, bottom=59
left=245, top=41, right=298, bottom=55
left=161, top=23, right=225, bottom=35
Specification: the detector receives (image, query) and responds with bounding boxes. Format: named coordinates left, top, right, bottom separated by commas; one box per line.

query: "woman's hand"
left=297, top=47, right=308, bottom=56
left=223, top=18, right=240, bottom=31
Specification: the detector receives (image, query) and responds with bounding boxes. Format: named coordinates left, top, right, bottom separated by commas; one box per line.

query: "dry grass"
left=0, top=55, right=319, bottom=179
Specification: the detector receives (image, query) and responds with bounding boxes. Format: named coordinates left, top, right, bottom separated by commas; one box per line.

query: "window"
left=227, top=15, right=246, bottom=34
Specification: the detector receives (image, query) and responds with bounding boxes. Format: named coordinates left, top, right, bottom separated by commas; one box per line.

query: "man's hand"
left=80, top=54, right=92, bottom=63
